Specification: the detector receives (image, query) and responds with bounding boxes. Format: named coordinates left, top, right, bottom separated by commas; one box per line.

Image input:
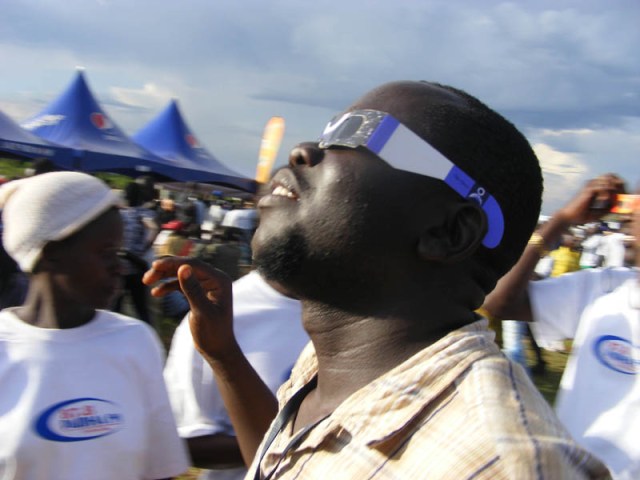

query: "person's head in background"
left=220, top=226, right=244, bottom=243
left=22, top=157, right=58, bottom=177
left=135, top=175, right=157, bottom=205
left=124, top=181, right=143, bottom=208
left=253, top=80, right=543, bottom=317
left=0, top=172, right=122, bottom=321
left=561, top=232, right=581, bottom=251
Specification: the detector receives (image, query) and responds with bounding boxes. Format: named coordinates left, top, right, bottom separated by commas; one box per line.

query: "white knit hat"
left=0, top=171, right=121, bottom=272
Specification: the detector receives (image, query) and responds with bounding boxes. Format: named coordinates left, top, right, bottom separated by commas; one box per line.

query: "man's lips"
left=258, top=170, right=300, bottom=208
left=271, top=183, right=298, bottom=200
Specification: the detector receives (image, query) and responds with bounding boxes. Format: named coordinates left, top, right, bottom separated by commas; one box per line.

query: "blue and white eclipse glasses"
left=318, top=109, right=504, bottom=249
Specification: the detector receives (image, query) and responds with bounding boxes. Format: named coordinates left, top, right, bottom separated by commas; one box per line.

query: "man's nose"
left=289, top=142, right=324, bottom=167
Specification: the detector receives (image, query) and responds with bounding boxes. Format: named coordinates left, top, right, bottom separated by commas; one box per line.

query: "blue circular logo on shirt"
left=593, top=335, right=640, bottom=375
left=34, top=398, right=124, bottom=442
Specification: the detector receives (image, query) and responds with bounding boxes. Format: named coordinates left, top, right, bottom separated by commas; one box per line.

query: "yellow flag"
left=256, top=116, right=285, bottom=184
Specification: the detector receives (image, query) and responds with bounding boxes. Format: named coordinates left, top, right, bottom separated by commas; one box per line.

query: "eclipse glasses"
left=318, top=109, right=504, bottom=249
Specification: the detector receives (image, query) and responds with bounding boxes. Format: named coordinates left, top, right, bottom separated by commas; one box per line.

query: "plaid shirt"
left=247, top=320, right=610, bottom=480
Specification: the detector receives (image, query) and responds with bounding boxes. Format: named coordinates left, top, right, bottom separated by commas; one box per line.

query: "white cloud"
left=534, top=143, right=588, bottom=176
left=532, top=142, right=588, bottom=214
left=537, top=128, right=595, bottom=137
left=528, top=115, right=640, bottom=213
left=110, top=83, right=174, bottom=109
left=0, top=0, right=638, bottom=188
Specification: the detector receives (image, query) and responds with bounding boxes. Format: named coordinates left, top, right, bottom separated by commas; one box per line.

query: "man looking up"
left=144, top=81, right=610, bottom=479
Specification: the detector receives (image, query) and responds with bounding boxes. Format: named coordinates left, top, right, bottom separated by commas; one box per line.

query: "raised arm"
left=482, top=174, right=625, bottom=321
left=143, top=258, right=278, bottom=466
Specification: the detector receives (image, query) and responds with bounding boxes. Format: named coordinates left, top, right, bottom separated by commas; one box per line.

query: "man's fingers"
left=143, top=257, right=232, bottom=314
left=177, top=264, right=220, bottom=311
left=143, top=257, right=184, bottom=285
left=148, top=278, right=181, bottom=297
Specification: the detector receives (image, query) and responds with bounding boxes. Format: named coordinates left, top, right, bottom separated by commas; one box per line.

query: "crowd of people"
left=483, top=173, right=639, bottom=480
left=534, top=217, right=634, bottom=279
left=111, top=179, right=258, bottom=326
left=497, top=206, right=637, bottom=374
left=0, top=79, right=638, bottom=480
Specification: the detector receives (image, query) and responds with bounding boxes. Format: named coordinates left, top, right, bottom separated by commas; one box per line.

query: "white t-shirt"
left=0, top=309, right=189, bottom=480
left=529, top=267, right=640, bottom=480
left=221, top=209, right=258, bottom=231
left=164, top=270, right=309, bottom=480
left=580, top=233, right=604, bottom=268
left=598, top=232, right=627, bottom=267
left=202, top=205, right=228, bottom=232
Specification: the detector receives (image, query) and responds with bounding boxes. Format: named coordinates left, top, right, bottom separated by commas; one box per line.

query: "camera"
left=610, top=194, right=640, bottom=214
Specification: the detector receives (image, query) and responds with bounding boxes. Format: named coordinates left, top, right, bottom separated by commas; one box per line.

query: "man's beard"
left=253, top=226, right=373, bottom=311
left=253, top=229, right=309, bottom=287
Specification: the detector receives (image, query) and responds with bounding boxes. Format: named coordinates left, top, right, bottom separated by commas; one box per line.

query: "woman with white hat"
left=0, top=171, right=189, bottom=479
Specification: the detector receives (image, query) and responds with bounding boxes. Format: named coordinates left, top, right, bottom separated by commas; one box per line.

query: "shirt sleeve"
left=528, top=270, right=590, bottom=343
left=163, top=316, right=235, bottom=439
left=140, top=323, right=191, bottom=479
left=528, top=269, right=619, bottom=346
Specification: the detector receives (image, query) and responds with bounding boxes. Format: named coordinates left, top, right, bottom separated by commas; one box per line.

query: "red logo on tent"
left=90, top=112, right=112, bottom=130
left=185, top=134, right=200, bottom=149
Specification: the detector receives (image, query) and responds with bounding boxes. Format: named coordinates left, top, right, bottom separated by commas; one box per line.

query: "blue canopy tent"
left=21, top=70, right=211, bottom=182
left=133, top=100, right=256, bottom=193
left=0, top=109, right=73, bottom=167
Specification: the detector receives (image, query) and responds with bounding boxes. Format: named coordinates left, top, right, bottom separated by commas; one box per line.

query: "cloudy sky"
left=0, top=0, right=638, bottom=213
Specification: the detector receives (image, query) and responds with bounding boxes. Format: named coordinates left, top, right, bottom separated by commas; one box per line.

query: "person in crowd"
left=154, top=205, right=201, bottom=321
left=178, top=199, right=205, bottom=241
left=135, top=175, right=163, bottom=260
left=579, top=222, right=606, bottom=269
left=483, top=174, right=639, bottom=479
left=548, top=232, right=583, bottom=277
left=0, top=162, right=58, bottom=310
left=0, top=219, right=27, bottom=309
left=202, top=193, right=230, bottom=240
left=156, top=217, right=198, bottom=258
left=220, top=201, right=257, bottom=232
left=30, top=157, right=58, bottom=176
left=135, top=175, right=158, bottom=209
left=157, top=199, right=203, bottom=252
left=599, top=222, right=629, bottom=268
left=164, top=269, right=309, bottom=480
left=144, top=81, right=609, bottom=479
left=194, top=226, right=245, bottom=281
left=157, top=197, right=179, bottom=226
left=175, top=182, right=206, bottom=239
left=0, top=171, right=189, bottom=479
left=113, top=181, right=159, bottom=326
left=220, top=201, right=258, bottom=257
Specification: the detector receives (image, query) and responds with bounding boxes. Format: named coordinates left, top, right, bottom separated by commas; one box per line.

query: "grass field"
left=0, top=157, right=133, bottom=189
left=530, top=344, right=570, bottom=405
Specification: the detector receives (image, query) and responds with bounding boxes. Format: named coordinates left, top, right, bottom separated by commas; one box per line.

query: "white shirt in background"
left=164, top=270, right=309, bottom=480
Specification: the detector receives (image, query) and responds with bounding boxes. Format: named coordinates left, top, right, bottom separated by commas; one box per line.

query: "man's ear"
left=417, top=202, right=487, bottom=263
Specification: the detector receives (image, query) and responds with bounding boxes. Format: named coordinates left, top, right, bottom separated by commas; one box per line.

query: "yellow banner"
left=256, top=116, right=285, bottom=184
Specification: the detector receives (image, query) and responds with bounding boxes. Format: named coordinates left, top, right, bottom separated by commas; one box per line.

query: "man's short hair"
left=382, top=81, right=543, bottom=289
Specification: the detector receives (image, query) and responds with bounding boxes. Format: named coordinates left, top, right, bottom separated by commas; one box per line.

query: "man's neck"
left=299, top=300, right=472, bottom=411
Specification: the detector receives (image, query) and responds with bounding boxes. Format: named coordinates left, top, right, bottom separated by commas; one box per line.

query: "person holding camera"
left=483, top=174, right=640, bottom=480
